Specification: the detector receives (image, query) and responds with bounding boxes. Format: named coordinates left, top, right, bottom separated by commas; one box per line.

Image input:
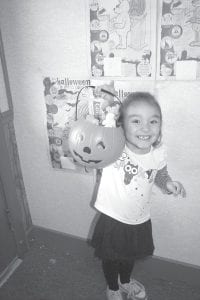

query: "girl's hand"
left=166, top=181, right=186, bottom=198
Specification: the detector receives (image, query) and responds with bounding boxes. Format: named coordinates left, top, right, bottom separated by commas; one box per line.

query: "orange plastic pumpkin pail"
left=68, top=85, right=125, bottom=169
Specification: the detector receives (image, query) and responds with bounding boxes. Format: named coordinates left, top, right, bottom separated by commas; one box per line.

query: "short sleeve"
left=153, top=144, right=167, bottom=170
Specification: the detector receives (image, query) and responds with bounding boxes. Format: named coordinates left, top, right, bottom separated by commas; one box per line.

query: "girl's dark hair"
left=118, top=92, right=162, bottom=147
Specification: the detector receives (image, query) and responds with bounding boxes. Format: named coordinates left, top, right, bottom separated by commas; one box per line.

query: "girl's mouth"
left=137, top=135, right=151, bottom=140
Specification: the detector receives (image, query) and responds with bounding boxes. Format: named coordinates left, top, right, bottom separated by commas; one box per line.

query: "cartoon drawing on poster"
left=89, top=0, right=157, bottom=78
left=158, top=0, right=200, bottom=78
left=43, top=77, right=91, bottom=171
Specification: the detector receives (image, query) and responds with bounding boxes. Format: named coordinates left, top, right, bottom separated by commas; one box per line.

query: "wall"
left=152, top=81, right=200, bottom=266
left=0, top=0, right=200, bottom=266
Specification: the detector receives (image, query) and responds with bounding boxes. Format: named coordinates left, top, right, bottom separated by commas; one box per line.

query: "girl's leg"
left=118, top=259, right=147, bottom=300
left=119, top=259, right=135, bottom=284
left=102, top=259, right=120, bottom=291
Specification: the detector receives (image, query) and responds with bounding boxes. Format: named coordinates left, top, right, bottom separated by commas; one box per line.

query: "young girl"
left=91, top=92, right=186, bottom=300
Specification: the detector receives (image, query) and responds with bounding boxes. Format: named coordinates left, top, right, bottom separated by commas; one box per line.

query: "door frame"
left=0, top=27, right=31, bottom=259
left=0, top=113, right=29, bottom=258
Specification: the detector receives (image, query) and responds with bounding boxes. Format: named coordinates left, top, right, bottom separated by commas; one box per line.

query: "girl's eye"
left=132, top=119, right=140, bottom=124
left=150, top=119, right=159, bottom=124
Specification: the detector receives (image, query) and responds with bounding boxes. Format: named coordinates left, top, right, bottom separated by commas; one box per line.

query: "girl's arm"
left=154, top=166, right=186, bottom=197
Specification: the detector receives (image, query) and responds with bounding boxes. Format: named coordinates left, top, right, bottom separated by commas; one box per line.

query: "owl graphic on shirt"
left=123, top=161, right=138, bottom=185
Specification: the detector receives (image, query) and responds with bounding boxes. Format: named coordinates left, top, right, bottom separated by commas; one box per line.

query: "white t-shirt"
left=94, top=145, right=167, bottom=225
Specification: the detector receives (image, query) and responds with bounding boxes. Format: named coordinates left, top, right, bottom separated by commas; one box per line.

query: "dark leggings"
left=102, top=259, right=135, bottom=291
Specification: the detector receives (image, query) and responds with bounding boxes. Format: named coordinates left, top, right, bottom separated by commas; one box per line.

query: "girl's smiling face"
left=123, top=100, right=161, bottom=154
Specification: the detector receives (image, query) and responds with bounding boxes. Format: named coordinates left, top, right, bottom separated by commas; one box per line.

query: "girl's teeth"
left=138, top=136, right=150, bottom=140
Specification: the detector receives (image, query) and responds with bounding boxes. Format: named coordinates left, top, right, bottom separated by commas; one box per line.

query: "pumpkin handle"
left=75, top=85, right=121, bottom=121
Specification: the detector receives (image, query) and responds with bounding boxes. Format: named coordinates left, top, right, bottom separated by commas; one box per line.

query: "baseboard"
left=29, top=225, right=200, bottom=287
left=134, top=256, right=200, bottom=287
left=0, top=257, right=22, bottom=288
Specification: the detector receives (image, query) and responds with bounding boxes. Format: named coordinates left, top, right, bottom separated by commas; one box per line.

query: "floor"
left=0, top=227, right=200, bottom=300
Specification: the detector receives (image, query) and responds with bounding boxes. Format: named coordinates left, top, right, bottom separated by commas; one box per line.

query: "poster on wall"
left=89, top=0, right=157, bottom=79
left=157, top=0, right=200, bottom=79
left=43, top=77, right=92, bottom=171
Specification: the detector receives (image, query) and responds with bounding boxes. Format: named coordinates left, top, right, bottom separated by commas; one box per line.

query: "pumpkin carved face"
left=68, top=119, right=125, bottom=168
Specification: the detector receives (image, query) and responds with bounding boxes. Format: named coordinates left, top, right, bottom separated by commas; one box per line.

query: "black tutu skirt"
left=91, top=213, right=154, bottom=261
